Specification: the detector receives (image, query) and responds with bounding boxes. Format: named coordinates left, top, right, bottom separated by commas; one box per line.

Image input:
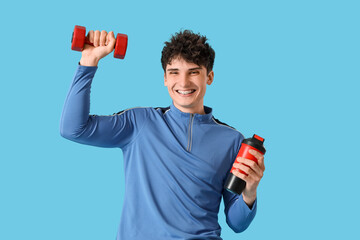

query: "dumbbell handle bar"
left=71, top=25, right=128, bottom=59
left=84, top=38, right=95, bottom=46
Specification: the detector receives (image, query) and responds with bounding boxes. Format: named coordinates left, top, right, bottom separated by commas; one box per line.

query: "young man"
left=60, top=29, right=265, bottom=240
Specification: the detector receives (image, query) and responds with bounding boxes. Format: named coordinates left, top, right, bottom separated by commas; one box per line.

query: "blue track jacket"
left=60, top=65, right=257, bottom=240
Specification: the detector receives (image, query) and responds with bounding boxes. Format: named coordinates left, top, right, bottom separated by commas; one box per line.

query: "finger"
left=94, top=30, right=100, bottom=47
left=248, top=149, right=263, bottom=160
left=239, top=158, right=262, bottom=176
left=231, top=169, right=248, bottom=181
left=235, top=157, right=250, bottom=174
left=235, top=157, right=255, bottom=168
left=232, top=163, right=248, bottom=176
left=100, top=30, right=107, bottom=46
left=234, top=164, right=262, bottom=184
left=233, top=169, right=259, bottom=187
left=249, top=149, right=265, bottom=171
left=258, top=156, right=265, bottom=172
left=233, top=160, right=263, bottom=181
left=106, top=31, right=116, bottom=51
left=235, top=162, right=255, bottom=177
left=105, top=32, right=110, bottom=45
left=87, top=30, right=94, bottom=44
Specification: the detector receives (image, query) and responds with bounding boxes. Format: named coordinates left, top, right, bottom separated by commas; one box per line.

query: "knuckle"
left=249, top=161, right=256, bottom=167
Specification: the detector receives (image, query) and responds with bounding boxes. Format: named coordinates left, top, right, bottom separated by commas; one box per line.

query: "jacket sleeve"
left=222, top=131, right=257, bottom=233
left=60, top=65, right=148, bottom=148
left=222, top=185, right=257, bottom=233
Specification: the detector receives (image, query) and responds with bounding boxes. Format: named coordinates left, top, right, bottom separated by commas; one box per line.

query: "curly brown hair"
left=161, top=30, right=215, bottom=74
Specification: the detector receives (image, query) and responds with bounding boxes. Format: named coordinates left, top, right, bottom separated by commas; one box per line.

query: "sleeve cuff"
left=78, top=62, right=98, bottom=69
left=76, top=62, right=98, bottom=73
left=240, top=194, right=257, bottom=212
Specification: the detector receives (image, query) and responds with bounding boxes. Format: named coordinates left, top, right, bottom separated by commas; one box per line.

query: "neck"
left=173, top=103, right=205, bottom=115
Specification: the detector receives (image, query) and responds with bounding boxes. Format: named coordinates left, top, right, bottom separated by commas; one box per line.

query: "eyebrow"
left=166, top=67, right=202, bottom=71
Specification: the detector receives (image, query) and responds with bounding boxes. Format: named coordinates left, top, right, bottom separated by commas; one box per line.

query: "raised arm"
left=60, top=29, right=147, bottom=148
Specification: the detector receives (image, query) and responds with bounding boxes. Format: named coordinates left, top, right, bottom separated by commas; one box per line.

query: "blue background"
left=1, top=0, right=359, bottom=239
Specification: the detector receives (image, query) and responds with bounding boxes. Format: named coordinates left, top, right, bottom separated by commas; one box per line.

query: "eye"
left=190, top=71, right=199, bottom=75
left=170, top=71, right=178, bottom=75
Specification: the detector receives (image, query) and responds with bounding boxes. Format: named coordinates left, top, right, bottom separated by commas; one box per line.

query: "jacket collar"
left=168, top=102, right=213, bottom=123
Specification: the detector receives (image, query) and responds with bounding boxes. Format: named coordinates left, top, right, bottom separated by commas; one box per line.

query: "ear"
left=207, top=71, right=214, bottom=85
left=164, top=72, right=167, bottom=86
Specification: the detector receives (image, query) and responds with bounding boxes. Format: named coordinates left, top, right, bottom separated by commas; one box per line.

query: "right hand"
left=80, top=30, right=116, bottom=66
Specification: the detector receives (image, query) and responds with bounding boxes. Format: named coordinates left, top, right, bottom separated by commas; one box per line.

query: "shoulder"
left=210, top=116, right=246, bottom=157
left=111, top=106, right=170, bottom=119
left=211, top=116, right=245, bottom=140
left=112, top=106, right=154, bottom=116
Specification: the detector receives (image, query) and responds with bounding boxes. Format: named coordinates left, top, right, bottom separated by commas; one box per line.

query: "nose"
left=178, top=74, right=191, bottom=87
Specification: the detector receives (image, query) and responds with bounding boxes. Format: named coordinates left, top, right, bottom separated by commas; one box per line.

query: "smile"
left=176, top=90, right=196, bottom=95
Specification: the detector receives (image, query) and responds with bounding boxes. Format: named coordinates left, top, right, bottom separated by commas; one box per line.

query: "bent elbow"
left=227, top=219, right=249, bottom=233
left=60, top=125, right=73, bottom=140
left=233, top=226, right=248, bottom=233
left=59, top=122, right=80, bottom=141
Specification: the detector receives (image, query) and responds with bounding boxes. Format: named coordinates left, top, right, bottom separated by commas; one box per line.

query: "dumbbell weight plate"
left=71, top=25, right=86, bottom=51
left=114, top=33, right=128, bottom=59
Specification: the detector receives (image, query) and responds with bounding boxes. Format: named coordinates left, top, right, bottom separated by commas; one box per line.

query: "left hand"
left=231, top=149, right=265, bottom=206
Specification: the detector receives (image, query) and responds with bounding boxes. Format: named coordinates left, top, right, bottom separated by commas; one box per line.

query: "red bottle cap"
left=253, top=134, right=264, bottom=143
left=243, top=134, right=266, bottom=154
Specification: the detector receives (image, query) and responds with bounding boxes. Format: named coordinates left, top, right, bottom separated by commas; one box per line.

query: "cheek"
left=166, top=84, right=175, bottom=94
left=199, top=82, right=208, bottom=92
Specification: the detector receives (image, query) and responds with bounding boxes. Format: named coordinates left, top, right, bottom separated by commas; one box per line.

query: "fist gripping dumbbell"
left=71, top=25, right=128, bottom=59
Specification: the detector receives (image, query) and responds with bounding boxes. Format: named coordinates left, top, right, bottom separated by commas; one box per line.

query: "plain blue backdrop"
left=1, top=0, right=359, bottom=239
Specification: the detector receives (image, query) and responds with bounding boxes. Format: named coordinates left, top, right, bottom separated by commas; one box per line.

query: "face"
left=164, top=56, right=214, bottom=114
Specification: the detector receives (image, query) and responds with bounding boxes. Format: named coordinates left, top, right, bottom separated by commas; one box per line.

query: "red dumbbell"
left=71, top=25, right=128, bottom=59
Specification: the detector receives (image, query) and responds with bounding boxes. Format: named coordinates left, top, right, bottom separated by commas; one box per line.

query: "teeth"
left=177, top=90, right=195, bottom=94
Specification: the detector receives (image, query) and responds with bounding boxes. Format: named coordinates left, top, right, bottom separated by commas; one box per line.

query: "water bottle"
left=224, top=134, right=266, bottom=195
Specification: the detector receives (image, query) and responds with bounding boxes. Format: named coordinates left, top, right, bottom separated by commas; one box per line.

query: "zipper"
left=187, top=114, right=195, bottom=152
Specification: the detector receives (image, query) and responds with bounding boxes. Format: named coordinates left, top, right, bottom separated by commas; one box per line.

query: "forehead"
left=166, top=56, right=204, bottom=70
